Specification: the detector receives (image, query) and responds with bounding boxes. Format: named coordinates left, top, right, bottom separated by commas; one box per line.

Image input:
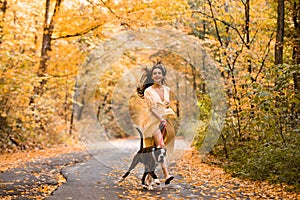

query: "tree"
left=30, top=0, right=63, bottom=104
left=275, top=0, right=284, bottom=65
left=292, top=0, right=300, bottom=105
left=0, top=0, right=7, bottom=44
left=0, top=0, right=192, bottom=152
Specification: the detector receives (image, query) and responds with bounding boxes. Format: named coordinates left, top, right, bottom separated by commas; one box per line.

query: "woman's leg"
left=153, top=129, right=174, bottom=184
left=161, top=162, right=174, bottom=184
left=161, top=162, right=169, bottom=177
left=153, top=130, right=165, bottom=147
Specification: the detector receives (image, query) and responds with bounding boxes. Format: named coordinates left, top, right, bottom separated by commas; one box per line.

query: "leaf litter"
left=0, top=143, right=89, bottom=199
left=1, top=145, right=299, bottom=199
left=114, top=149, right=299, bottom=199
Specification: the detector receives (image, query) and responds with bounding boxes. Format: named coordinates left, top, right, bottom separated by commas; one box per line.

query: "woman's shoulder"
left=144, top=86, right=155, bottom=96
left=144, top=86, right=153, bottom=93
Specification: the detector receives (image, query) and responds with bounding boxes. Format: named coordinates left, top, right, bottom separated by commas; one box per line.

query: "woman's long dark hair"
left=137, top=61, right=167, bottom=98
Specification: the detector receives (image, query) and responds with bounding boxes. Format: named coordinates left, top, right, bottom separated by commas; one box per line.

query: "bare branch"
left=192, top=9, right=247, bottom=47
left=53, top=24, right=101, bottom=40
left=254, top=33, right=275, bottom=82
left=48, top=0, right=63, bottom=37
left=207, top=0, right=223, bottom=47
left=99, top=0, right=120, bottom=19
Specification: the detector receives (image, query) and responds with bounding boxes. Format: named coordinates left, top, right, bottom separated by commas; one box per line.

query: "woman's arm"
left=150, top=108, right=167, bottom=127
left=150, top=108, right=164, bottom=121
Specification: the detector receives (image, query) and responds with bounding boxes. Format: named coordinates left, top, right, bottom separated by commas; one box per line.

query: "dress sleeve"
left=144, top=88, right=155, bottom=109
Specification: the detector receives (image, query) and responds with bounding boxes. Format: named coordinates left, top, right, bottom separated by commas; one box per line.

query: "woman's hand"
left=159, top=119, right=167, bottom=130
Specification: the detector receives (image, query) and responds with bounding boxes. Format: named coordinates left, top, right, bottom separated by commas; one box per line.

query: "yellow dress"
left=142, top=85, right=176, bottom=157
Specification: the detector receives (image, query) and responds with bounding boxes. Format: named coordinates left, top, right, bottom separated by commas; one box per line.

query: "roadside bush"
left=223, top=136, right=300, bottom=191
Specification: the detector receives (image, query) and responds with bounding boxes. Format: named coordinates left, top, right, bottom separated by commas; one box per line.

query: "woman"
left=137, top=61, right=176, bottom=185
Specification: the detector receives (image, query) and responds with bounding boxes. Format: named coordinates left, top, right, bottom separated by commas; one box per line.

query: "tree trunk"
left=273, top=0, right=285, bottom=133
left=0, top=0, right=7, bottom=44
left=275, top=0, right=284, bottom=65
left=244, top=0, right=253, bottom=78
left=245, top=0, right=250, bottom=48
left=293, top=0, right=300, bottom=89
left=30, top=0, right=62, bottom=104
left=292, top=0, right=300, bottom=120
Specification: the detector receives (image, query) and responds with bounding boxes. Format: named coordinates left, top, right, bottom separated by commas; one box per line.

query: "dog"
left=118, top=127, right=166, bottom=190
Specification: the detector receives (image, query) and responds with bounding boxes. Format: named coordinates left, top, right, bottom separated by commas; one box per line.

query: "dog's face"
left=153, top=147, right=166, bottom=163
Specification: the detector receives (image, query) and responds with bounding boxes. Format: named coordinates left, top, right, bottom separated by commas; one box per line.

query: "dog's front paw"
left=142, top=184, right=148, bottom=189
left=154, top=179, right=160, bottom=185
left=147, top=185, right=154, bottom=190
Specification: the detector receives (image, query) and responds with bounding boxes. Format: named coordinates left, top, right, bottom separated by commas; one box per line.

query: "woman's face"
left=151, top=68, right=164, bottom=84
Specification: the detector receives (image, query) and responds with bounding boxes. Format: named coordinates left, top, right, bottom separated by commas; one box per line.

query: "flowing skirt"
left=143, top=116, right=175, bottom=161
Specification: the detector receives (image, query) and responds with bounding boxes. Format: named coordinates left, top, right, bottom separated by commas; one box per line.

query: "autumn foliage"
left=0, top=0, right=299, bottom=192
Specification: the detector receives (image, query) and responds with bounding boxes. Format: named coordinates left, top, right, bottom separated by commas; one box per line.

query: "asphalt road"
left=0, top=151, right=90, bottom=199
left=46, top=138, right=193, bottom=200
left=2, top=138, right=295, bottom=199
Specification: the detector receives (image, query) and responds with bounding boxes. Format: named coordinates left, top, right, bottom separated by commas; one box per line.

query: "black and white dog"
left=119, top=127, right=166, bottom=190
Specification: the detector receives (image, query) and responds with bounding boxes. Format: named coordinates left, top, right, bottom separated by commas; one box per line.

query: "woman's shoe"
left=165, top=175, right=174, bottom=185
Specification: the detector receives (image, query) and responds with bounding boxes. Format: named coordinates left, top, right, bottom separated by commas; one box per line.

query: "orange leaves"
left=174, top=149, right=299, bottom=199
left=0, top=143, right=84, bottom=171
left=0, top=144, right=88, bottom=199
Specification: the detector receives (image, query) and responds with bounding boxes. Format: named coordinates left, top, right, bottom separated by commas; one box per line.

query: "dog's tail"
left=135, top=127, right=144, bottom=150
